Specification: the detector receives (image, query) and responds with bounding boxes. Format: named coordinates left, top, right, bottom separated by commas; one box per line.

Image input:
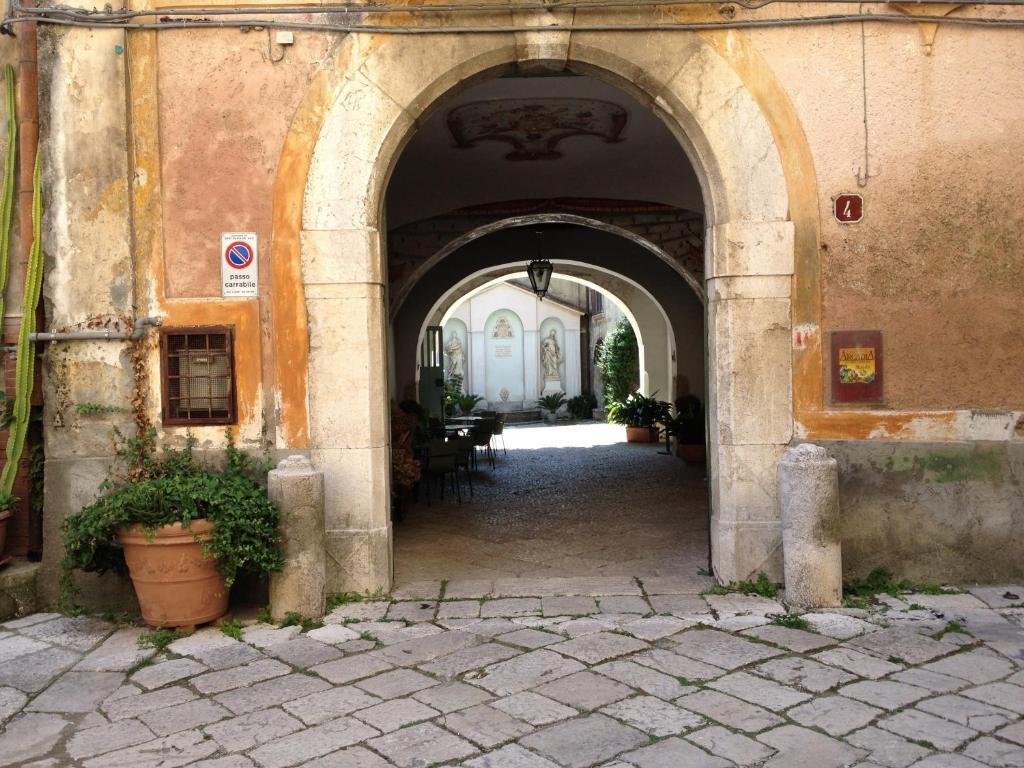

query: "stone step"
left=0, top=561, right=40, bottom=621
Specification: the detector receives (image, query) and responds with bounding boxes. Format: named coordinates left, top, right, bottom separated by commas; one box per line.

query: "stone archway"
left=275, top=28, right=804, bottom=590
left=396, top=228, right=700, bottom=416
left=421, top=265, right=678, bottom=405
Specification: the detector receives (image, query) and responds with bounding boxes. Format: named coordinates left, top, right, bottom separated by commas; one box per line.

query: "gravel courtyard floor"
left=394, top=423, right=710, bottom=584
left=0, top=579, right=1022, bottom=767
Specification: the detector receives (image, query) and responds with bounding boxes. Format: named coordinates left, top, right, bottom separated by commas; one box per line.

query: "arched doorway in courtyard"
left=279, top=30, right=802, bottom=592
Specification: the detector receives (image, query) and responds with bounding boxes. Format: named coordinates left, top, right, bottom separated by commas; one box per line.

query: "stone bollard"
left=778, top=443, right=842, bottom=609
left=268, top=455, right=326, bottom=620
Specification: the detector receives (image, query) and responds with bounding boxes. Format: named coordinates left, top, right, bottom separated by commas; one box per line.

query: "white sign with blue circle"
left=221, top=232, right=258, bottom=298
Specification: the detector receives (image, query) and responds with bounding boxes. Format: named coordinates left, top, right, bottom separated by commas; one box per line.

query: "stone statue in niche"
left=541, top=329, right=564, bottom=380
left=445, top=331, right=465, bottom=379
left=492, top=317, right=514, bottom=339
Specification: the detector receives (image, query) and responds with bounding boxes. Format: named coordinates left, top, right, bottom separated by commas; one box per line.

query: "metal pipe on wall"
left=28, top=316, right=161, bottom=343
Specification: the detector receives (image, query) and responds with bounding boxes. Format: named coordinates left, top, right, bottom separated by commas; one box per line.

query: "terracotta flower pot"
left=625, top=426, right=653, bottom=443
left=677, top=442, right=707, bottom=464
left=117, top=519, right=228, bottom=630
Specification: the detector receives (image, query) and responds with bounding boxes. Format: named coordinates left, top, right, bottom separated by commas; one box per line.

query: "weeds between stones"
left=221, top=618, right=244, bottom=641
left=770, top=613, right=811, bottom=630
left=702, top=572, right=779, bottom=599
left=137, top=627, right=185, bottom=652
left=842, top=567, right=960, bottom=606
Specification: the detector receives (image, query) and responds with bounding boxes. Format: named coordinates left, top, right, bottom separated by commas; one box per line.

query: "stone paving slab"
left=442, top=703, right=534, bottom=748
left=670, top=628, right=784, bottom=669
left=26, top=670, right=124, bottom=713
left=73, top=628, right=155, bottom=672
left=535, top=670, right=634, bottom=710
left=686, top=725, right=775, bottom=765
left=675, top=689, right=785, bottom=733
left=741, top=624, right=836, bottom=652
left=0, top=646, right=81, bottom=693
left=622, top=735, right=732, bottom=767
left=520, top=713, right=647, bottom=767
left=205, top=707, right=306, bottom=751
left=65, top=718, right=156, bottom=760
left=367, top=722, right=477, bottom=767
left=707, top=670, right=813, bottom=711
left=0, top=582, right=1023, bottom=767
left=758, top=724, right=866, bottom=767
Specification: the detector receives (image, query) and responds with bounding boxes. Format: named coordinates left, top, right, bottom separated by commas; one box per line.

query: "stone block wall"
left=821, top=440, right=1024, bottom=583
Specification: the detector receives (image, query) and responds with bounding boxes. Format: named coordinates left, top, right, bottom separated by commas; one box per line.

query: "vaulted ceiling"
left=386, top=74, right=704, bottom=229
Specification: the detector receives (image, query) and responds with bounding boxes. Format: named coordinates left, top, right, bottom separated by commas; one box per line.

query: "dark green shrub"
left=595, top=318, right=639, bottom=407
left=566, top=393, right=597, bottom=419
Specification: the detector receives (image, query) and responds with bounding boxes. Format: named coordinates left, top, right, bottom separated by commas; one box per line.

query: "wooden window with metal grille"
left=160, top=327, right=237, bottom=426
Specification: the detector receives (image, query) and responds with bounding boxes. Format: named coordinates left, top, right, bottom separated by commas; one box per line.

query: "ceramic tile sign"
left=221, top=232, right=258, bottom=298
left=831, top=330, right=883, bottom=404
left=833, top=193, right=863, bottom=223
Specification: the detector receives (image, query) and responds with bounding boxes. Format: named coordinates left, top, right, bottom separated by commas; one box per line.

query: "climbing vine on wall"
left=129, top=335, right=152, bottom=440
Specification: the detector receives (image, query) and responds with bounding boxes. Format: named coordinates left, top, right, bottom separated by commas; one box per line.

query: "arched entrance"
left=395, top=225, right=703, bottom=415
left=271, top=29, right=804, bottom=591
left=424, top=266, right=677, bottom=405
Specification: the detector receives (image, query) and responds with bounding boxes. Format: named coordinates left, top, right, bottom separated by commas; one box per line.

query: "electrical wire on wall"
left=3, top=0, right=1024, bottom=35
left=857, top=2, right=871, bottom=188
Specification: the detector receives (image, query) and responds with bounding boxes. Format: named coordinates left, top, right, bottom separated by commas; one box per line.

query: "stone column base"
left=325, top=527, right=392, bottom=595
left=711, top=517, right=783, bottom=584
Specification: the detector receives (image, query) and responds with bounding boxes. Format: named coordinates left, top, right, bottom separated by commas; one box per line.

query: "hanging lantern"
left=527, top=230, right=553, bottom=300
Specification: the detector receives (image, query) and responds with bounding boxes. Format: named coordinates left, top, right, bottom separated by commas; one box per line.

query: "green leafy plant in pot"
left=456, top=393, right=484, bottom=415
left=60, top=428, right=283, bottom=629
left=607, top=391, right=671, bottom=443
left=443, top=374, right=463, bottom=418
left=664, top=395, right=705, bottom=463
left=537, top=392, right=567, bottom=423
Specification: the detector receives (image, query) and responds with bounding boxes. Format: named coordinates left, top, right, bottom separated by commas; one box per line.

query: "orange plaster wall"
left=157, top=27, right=330, bottom=299
left=749, top=23, right=1024, bottom=411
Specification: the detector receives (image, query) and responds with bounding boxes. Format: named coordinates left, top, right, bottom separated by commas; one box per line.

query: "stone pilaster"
left=705, top=221, right=794, bottom=583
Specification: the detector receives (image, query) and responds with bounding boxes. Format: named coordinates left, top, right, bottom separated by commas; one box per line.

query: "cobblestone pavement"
left=395, top=423, right=710, bottom=583
left=1, top=578, right=1023, bottom=767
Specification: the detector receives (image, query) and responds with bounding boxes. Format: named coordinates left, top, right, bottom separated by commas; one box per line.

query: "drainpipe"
left=29, top=315, right=161, bottom=342
left=16, top=0, right=37, bottom=325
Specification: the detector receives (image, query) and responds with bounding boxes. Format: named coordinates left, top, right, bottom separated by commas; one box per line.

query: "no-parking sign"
left=221, top=232, right=258, bottom=298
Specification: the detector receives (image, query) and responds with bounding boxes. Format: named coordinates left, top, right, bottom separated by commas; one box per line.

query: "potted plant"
left=608, top=392, right=671, bottom=443
left=666, top=395, right=706, bottom=463
left=60, top=429, right=283, bottom=630
left=443, top=374, right=463, bottom=418
left=456, top=393, right=484, bottom=415
left=537, top=392, right=567, bottom=423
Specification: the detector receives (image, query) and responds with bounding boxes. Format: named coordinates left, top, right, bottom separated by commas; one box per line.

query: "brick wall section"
left=388, top=200, right=704, bottom=292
